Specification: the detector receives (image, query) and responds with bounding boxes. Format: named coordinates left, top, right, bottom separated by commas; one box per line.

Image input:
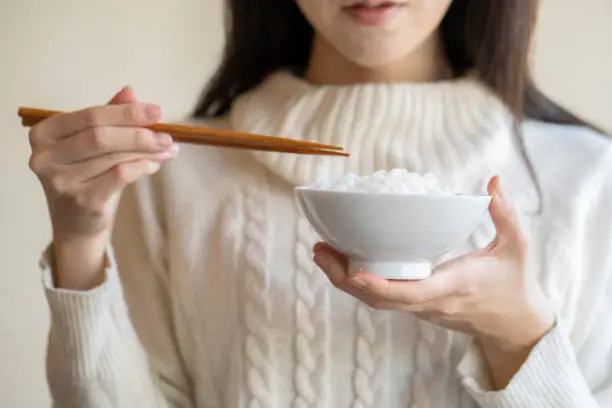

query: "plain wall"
left=0, top=1, right=610, bottom=406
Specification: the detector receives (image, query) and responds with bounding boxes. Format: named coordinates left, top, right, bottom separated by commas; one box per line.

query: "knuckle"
left=82, top=107, right=101, bottom=126
left=112, top=164, right=131, bottom=184
left=366, top=299, right=392, bottom=310
left=28, top=127, right=44, bottom=147
left=121, top=104, right=139, bottom=123
left=436, top=301, right=460, bottom=317
left=49, top=175, right=71, bottom=195
left=89, top=128, right=108, bottom=151
left=364, top=298, right=380, bottom=309
left=329, top=276, right=345, bottom=290
left=406, top=292, right=425, bottom=305
left=134, top=128, right=153, bottom=149
left=28, top=153, right=45, bottom=173
left=457, top=280, right=479, bottom=297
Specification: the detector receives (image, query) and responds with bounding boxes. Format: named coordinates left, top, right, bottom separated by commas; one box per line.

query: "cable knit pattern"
left=241, top=182, right=276, bottom=408
left=410, top=321, right=453, bottom=408
left=292, top=214, right=330, bottom=408
left=351, top=306, right=391, bottom=408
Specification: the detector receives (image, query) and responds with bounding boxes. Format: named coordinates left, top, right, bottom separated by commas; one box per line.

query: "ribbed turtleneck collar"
left=229, top=71, right=517, bottom=195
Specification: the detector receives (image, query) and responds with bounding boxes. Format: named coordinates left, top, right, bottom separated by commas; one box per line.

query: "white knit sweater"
left=42, top=73, right=612, bottom=408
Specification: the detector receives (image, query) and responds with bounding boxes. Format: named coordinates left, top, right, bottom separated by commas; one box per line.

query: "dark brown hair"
left=194, top=0, right=594, bottom=131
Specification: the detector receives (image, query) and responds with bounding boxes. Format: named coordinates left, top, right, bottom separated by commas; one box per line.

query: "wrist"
left=52, top=232, right=110, bottom=290
left=489, top=299, right=556, bottom=352
left=479, top=306, right=556, bottom=390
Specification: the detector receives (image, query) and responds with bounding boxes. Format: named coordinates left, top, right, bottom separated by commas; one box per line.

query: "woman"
left=29, top=0, right=612, bottom=407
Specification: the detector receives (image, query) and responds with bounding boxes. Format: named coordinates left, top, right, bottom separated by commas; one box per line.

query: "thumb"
left=107, top=85, right=138, bottom=105
left=487, top=176, right=525, bottom=252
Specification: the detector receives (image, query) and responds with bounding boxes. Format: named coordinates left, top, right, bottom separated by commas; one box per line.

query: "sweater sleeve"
left=42, top=173, right=194, bottom=408
left=457, top=146, right=612, bottom=407
left=457, top=323, right=603, bottom=407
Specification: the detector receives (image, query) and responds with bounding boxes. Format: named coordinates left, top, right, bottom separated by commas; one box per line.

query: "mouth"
left=343, top=0, right=407, bottom=10
left=342, top=1, right=406, bottom=26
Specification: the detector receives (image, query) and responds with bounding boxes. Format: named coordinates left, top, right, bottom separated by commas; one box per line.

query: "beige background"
left=0, top=0, right=610, bottom=406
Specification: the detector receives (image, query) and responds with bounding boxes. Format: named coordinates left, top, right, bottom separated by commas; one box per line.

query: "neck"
left=305, top=32, right=452, bottom=85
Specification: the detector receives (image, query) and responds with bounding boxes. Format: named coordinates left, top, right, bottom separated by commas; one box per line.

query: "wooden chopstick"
left=18, top=107, right=349, bottom=157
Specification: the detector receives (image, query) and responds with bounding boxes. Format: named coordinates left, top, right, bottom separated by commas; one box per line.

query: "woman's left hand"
left=313, top=176, right=556, bottom=389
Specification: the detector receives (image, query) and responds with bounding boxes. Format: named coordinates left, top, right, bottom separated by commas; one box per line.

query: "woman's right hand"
left=29, top=87, right=179, bottom=289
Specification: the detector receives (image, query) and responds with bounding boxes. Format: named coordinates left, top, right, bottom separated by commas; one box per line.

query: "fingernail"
left=146, top=105, right=161, bottom=120
left=156, top=133, right=173, bottom=147
left=494, top=177, right=505, bottom=196
left=313, top=242, right=325, bottom=254
left=168, top=143, right=180, bottom=155
left=350, top=278, right=368, bottom=290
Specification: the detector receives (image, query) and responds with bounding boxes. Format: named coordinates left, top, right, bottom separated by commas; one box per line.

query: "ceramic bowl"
left=295, top=187, right=491, bottom=280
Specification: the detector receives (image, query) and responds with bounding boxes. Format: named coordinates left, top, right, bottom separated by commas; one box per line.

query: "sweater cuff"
left=457, top=324, right=596, bottom=407
left=40, top=244, right=127, bottom=378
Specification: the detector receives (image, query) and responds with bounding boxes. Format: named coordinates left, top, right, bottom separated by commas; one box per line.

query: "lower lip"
left=342, top=4, right=404, bottom=26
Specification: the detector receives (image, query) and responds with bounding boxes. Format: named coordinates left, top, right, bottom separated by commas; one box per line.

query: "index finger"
left=349, top=268, right=460, bottom=305
left=32, top=103, right=161, bottom=141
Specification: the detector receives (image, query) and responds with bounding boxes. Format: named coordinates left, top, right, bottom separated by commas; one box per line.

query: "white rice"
left=311, top=169, right=449, bottom=195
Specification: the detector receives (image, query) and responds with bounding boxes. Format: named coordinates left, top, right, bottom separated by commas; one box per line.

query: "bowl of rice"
left=295, top=169, right=491, bottom=280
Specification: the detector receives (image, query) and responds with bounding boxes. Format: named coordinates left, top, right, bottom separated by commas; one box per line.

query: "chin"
left=328, top=30, right=422, bottom=70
